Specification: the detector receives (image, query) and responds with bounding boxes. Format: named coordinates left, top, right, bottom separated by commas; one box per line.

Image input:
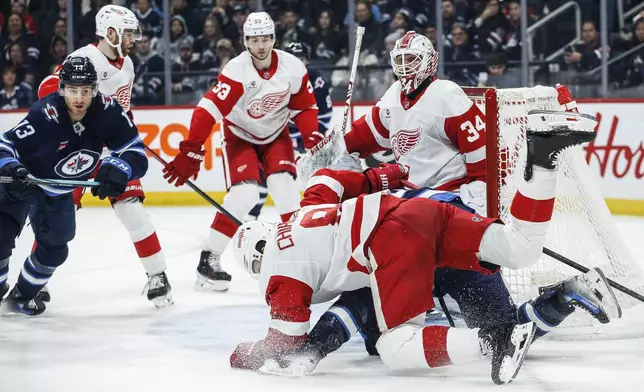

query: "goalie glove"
left=230, top=328, right=307, bottom=371
left=364, top=163, right=409, bottom=192
left=163, top=140, right=205, bottom=187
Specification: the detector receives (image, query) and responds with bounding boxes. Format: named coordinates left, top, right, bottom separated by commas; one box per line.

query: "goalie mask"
left=390, top=31, right=438, bottom=95
left=232, top=221, right=274, bottom=279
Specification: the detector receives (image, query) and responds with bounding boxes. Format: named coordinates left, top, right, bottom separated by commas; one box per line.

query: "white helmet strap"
left=105, top=27, right=125, bottom=58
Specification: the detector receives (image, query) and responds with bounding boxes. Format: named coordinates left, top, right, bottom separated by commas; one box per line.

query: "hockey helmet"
left=390, top=31, right=438, bottom=94
left=95, top=5, right=141, bottom=58
left=232, top=220, right=274, bottom=279
left=243, top=11, right=275, bottom=60
left=285, top=41, right=310, bottom=61
left=59, top=56, right=99, bottom=97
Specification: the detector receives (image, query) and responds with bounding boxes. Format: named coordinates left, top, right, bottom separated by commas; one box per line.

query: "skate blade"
left=257, top=358, right=315, bottom=378
left=194, top=273, right=230, bottom=292
left=496, top=322, right=537, bottom=385
left=151, top=293, right=174, bottom=308
left=588, top=268, right=623, bottom=322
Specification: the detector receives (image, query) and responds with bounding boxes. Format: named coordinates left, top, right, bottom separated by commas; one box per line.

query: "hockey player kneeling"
left=229, top=115, right=601, bottom=384
left=0, top=56, right=148, bottom=315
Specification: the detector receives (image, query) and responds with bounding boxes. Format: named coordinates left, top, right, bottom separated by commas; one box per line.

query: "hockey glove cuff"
left=364, top=163, right=409, bottom=193
left=163, top=141, right=205, bottom=187
left=0, top=158, right=34, bottom=202
left=91, top=157, right=131, bottom=200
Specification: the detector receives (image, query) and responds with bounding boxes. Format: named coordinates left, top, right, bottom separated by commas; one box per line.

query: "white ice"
left=1, top=207, right=643, bottom=392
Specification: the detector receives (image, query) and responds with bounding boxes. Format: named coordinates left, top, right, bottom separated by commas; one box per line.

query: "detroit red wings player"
left=38, top=5, right=173, bottom=307
left=227, top=119, right=598, bottom=383
left=344, top=31, right=488, bottom=215
left=164, top=12, right=319, bottom=292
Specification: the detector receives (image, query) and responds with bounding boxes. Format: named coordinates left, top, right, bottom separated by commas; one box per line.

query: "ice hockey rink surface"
left=1, top=206, right=643, bottom=392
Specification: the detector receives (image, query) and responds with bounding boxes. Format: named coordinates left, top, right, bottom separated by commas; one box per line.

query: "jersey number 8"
left=212, top=81, right=231, bottom=100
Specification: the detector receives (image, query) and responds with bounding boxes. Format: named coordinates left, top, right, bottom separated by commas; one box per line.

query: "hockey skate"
left=479, top=321, right=537, bottom=384
left=539, top=267, right=622, bottom=324
left=3, top=286, right=46, bottom=316
left=143, top=272, right=174, bottom=308
left=0, top=282, right=8, bottom=303
left=36, top=286, right=50, bottom=302
left=195, top=251, right=232, bottom=292
left=524, top=110, right=597, bottom=181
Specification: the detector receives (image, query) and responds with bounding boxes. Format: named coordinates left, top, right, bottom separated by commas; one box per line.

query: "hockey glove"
left=364, top=163, right=409, bottom=192
left=303, top=131, right=325, bottom=151
left=163, top=141, right=205, bottom=187
left=91, top=157, right=131, bottom=200
left=230, top=328, right=307, bottom=371
left=0, top=159, right=34, bottom=202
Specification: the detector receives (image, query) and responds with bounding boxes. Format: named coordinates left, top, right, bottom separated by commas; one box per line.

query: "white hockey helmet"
left=95, top=5, right=141, bottom=58
left=243, top=11, right=275, bottom=60
left=232, top=221, right=274, bottom=279
left=390, top=31, right=438, bottom=94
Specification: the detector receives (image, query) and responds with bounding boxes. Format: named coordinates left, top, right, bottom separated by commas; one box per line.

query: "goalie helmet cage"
left=463, top=86, right=644, bottom=338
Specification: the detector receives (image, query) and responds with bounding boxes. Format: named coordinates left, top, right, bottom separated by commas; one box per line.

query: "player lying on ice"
left=0, top=56, right=148, bottom=315
left=228, top=112, right=612, bottom=384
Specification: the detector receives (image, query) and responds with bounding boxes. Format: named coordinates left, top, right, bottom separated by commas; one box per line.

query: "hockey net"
left=464, top=86, right=644, bottom=338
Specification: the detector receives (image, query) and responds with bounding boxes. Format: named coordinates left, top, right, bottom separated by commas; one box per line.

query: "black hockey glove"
left=91, top=157, right=131, bottom=200
left=0, top=159, right=34, bottom=202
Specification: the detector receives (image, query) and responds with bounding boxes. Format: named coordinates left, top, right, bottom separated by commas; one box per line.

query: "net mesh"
left=465, top=86, right=644, bottom=337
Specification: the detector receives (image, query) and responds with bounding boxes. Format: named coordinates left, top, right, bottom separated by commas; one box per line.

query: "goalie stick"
left=0, top=176, right=100, bottom=188
left=144, top=145, right=242, bottom=226
left=400, top=179, right=644, bottom=304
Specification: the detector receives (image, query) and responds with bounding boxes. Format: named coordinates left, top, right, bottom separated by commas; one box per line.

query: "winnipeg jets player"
left=164, top=12, right=320, bottom=292
left=0, top=56, right=148, bottom=315
left=38, top=5, right=172, bottom=307
left=228, top=118, right=601, bottom=383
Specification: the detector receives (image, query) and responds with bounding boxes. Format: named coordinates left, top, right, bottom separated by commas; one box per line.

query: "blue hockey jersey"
left=289, top=66, right=332, bottom=151
left=0, top=92, right=148, bottom=196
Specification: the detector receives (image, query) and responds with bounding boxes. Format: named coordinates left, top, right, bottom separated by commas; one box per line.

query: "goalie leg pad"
left=113, top=198, right=166, bottom=275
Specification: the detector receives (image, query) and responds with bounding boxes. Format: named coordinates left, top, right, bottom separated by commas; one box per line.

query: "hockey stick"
left=144, top=145, right=242, bottom=226
left=400, top=179, right=644, bottom=304
left=0, top=176, right=99, bottom=188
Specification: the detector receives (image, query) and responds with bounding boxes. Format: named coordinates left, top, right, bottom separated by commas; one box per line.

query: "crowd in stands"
left=1, top=0, right=644, bottom=110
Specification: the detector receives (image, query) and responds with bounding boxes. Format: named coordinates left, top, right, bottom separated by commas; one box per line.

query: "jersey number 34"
left=460, top=115, right=485, bottom=142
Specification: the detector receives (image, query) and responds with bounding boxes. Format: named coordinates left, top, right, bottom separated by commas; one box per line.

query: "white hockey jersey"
left=38, top=44, right=135, bottom=113
left=345, top=79, right=487, bottom=191
left=252, top=169, right=405, bottom=336
left=187, top=50, right=318, bottom=146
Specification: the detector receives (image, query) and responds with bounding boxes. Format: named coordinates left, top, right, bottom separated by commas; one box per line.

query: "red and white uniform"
left=39, top=44, right=135, bottom=112
left=345, top=79, right=487, bottom=210
left=258, top=168, right=497, bottom=336
left=188, top=49, right=318, bottom=186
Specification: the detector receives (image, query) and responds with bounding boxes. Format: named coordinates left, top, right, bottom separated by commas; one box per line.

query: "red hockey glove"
left=230, top=328, right=307, bottom=370
left=364, top=163, right=409, bottom=192
left=303, top=131, right=325, bottom=150
left=163, top=141, right=205, bottom=187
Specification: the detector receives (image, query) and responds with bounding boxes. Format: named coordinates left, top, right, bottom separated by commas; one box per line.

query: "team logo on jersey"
left=54, top=149, right=101, bottom=178
left=101, top=94, right=115, bottom=109
left=247, top=87, right=290, bottom=119
left=114, top=82, right=132, bottom=111
left=72, top=122, right=86, bottom=136
left=391, top=126, right=422, bottom=160
left=43, top=103, right=59, bottom=123
left=57, top=141, right=69, bottom=151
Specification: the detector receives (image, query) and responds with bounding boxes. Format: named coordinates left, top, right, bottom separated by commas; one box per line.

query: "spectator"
left=614, top=18, right=644, bottom=91
left=467, top=0, right=509, bottom=53
left=0, top=12, right=40, bottom=67
left=562, top=21, right=606, bottom=73
left=504, top=0, right=540, bottom=60
left=310, top=9, right=345, bottom=61
left=443, top=0, right=466, bottom=35
left=8, top=42, right=36, bottom=86
left=0, top=66, right=32, bottom=109
left=208, top=0, right=233, bottom=32
left=42, top=0, right=70, bottom=40
left=424, top=23, right=438, bottom=49
left=443, top=23, right=482, bottom=86
left=52, top=17, right=67, bottom=38
left=276, top=7, right=312, bottom=49
left=134, top=0, right=163, bottom=37
left=195, top=16, right=224, bottom=62
left=163, top=14, right=192, bottom=60
left=171, top=35, right=215, bottom=104
left=10, top=0, right=37, bottom=34
left=215, top=37, right=235, bottom=69
left=171, top=0, right=204, bottom=37
left=389, top=8, right=413, bottom=36
left=479, top=52, right=521, bottom=88
left=132, top=31, right=165, bottom=105
left=41, top=35, right=67, bottom=78
left=223, top=4, right=248, bottom=54
left=354, top=0, right=384, bottom=54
